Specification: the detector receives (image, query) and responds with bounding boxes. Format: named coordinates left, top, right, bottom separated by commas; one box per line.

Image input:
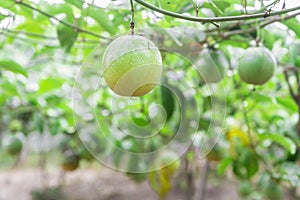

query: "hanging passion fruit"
left=102, top=35, right=162, bottom=97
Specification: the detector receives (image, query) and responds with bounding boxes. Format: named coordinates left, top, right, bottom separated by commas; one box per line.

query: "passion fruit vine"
left=102, top=35, right=162, bottom=97
left=237, top=47, right=276, bottom=85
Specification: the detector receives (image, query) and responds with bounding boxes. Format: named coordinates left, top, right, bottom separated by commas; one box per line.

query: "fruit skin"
left=102, top=35, right=162, bottom=97
left=264, top=181, right=283, bottom=200
left=290, top=40, right=300, bottom=67
left=6, top=136, right=23, bottom=155
left=9, top=120, right=23, bottom=133
left=195, top=49, right=228, bottom=83
left=237, top=47, right=276, bottom=85
left=238, top=181, right=253, bottom=197
left=62, top=152, right=80, bottom=171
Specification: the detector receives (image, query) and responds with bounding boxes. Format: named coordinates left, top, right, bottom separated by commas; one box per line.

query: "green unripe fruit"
left=237, top=47, right=276, bottom=85
left=238, top=181, right=252, bottom=197
left=102, top=35, right=162, bottom=97
left=6, top=136, right=23, bottom=155
left=265, top=181, right=283, bottom=200
left=290, top=40, right=300, bottom=67
left=9, top=120, right=23, bottom=133
left=195, top=49, right=228, bottom=83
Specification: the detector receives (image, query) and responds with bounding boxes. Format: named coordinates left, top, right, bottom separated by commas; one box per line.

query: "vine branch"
left=130, top=0, right=134, bottom=34
left=134, top=0, right=300, bottom=23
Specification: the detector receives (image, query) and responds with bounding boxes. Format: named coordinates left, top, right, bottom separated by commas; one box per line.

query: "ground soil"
left=0, top=166, right=239, bottom=200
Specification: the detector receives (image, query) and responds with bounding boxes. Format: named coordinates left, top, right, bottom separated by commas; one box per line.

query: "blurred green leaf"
left=44, top=2, right=73, bottom=16
left=0, top=60, right=28, bottom=77
left=282, top=18, right=300, bottom=38
left=275, top=97, right=298, bottom=112
left=132, top=117, right=149, bottom=127
left=233, top=149, right=258, bottom=179
left=259, top=133, right=297, bottom=155
left=65, top=0, right=83, bottom=9
left=56, top=16, right=79, bottom=52
left=38, top=77, right=64, bottom=93
left=83, top=7, right=116, bottom=34
left=160, top=85, right=175, bottom=121
left=217, top=157, right=233, bottom=176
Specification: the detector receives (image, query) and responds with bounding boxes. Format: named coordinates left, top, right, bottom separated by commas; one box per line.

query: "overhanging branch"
left=134, top=0, right=300, bottom=23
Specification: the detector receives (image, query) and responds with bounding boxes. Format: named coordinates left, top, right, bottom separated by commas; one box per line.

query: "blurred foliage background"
left=0, top=0, right=300, bottom=199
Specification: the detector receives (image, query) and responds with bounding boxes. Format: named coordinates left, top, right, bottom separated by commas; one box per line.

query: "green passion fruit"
left=237, top=47, right=276, bottom=85
left=6, top=136, right=23, bottom=155
left=195, top=49, right=228, bottom=83
left=102, top=35, right=162, bottom=97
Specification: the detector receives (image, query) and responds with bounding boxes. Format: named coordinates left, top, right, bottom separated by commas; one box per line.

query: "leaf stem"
left=130, top=0, right=135, bottom=34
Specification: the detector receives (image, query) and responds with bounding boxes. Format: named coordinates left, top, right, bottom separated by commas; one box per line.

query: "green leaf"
left=65, top=0, right=83, bottom=9
left=0, top=60, right=28, bottom=77
left=232, top=149, right=258, bottom=179
left=15, top=20, right=44, bottom=33
left=217, top=157, right=233, bottom=176
left=131, top=117, right=149, bottom=127
left=160, top=85, right=175, bottom=121
left=282, top=18, right=300, bottom=38
left=38, top=77, right=64, bottom=93
left=0, top=0, right=14, bottom=8
left=275, top=97, right=298, bottom=112
left=259, top=133, right=297, bottom=155
left=44, top=2, right=73, bottom=17
left=56, top=16, right=78, bottom=52
left=251, top=92, right=272, bottom=102
left=262, top=29, right=276, bottom=50
left=83, top=7, right=116, bottom=34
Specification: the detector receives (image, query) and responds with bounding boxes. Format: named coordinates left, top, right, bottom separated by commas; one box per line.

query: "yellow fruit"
left=227, top=127, right=249, bottom=146
left=102, top=35, right=162, bottom=97
left=238, top=47, right=276, bottom=85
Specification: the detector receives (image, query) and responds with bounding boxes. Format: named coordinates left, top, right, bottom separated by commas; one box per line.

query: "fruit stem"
left=130, top=0, right=135, bottom=35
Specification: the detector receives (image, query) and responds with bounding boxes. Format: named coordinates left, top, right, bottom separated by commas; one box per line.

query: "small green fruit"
left=102, top=35, right=162, bottom=97
left=265, top=181, right=283, bottom=200
left=195, top=49, right=228, bottom=83
left=237, top=47, right=276, bottom=85
left=9, top=120, right=23, bottom=133
left=238, top=181, right=252, bottom=197
left=6, top=136, right=23, bottom=155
